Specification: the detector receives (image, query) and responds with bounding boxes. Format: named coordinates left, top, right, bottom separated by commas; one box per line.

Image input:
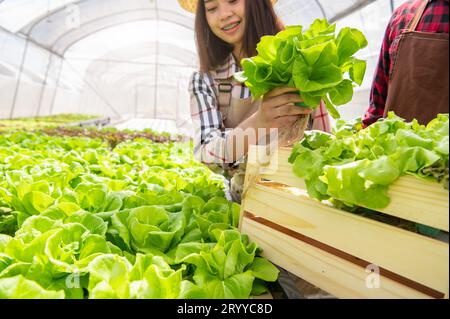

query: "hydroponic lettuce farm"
left=0, top=0, right=449, bottom=301
left=0, top=129, right=284, bottom=299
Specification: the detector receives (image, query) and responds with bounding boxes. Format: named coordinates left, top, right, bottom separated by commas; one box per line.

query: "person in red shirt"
left=363, top=0, right=449, bottom=127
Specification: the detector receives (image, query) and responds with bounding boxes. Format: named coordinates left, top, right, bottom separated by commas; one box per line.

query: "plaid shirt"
left=363, top=0, right=449, bottom=127
left=189, top=54, right=330, bottom=166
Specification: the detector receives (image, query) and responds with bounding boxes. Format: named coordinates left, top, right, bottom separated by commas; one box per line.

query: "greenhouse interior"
left=0, top=0, right=448, bottom=300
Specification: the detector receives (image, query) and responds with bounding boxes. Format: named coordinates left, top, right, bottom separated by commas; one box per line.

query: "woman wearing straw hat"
left=185, top=0, right=330, bottom=203
left=183, top=0, right=333, bottom=299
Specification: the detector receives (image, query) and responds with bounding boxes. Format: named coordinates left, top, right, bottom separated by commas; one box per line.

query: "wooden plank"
left=240, top=164, right=260, bottom=229
left=242, top=182, right=449, bottom=296
left=386, top=175, right=449, bottom=231
left=248, top=146, right=306, bottom=189
left=249, top=146, right=449, bottom=231
left=241, top=217, right=433, bottom=299
left=251, top=293, right=273, bottom=299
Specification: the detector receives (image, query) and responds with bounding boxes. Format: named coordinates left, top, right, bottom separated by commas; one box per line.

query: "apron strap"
left=213, top=78, right=233, bottom=122
left=407, top=0, right=430, bottom=32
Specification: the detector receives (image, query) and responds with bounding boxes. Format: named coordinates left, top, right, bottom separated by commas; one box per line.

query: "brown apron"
left=385, top=0, right=449, bottom=125
left=210, top=70, right=260, bottom=203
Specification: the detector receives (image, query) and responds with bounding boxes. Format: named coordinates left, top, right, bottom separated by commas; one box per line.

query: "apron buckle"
left=218, top=83, right=233, bottom=93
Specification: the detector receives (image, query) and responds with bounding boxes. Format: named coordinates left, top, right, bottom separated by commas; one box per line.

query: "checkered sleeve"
left=189, top=71, right=233, bottom=165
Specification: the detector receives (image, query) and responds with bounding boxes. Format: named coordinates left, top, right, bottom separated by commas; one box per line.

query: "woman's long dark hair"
left=195, top=0, right=283, bottom=72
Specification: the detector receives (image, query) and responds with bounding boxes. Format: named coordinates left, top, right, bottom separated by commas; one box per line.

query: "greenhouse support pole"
left=390, top=0, right=395, bottom=13
left=313, top=0, right=327, bottom=19
left=176, top=82, right=181, bottom=128
left=135, top=80, right=138, bottom=118
left=9, top=39, right=29, bottom=119
left=154, top=1, right=160, bottom=119
left=36, top=53, right=54, bottom=117
left=329, top=0, right=377, bottom=23
left=48, top=60, right=64, bottom=115
left=154, top=48, right=159, bottom=119
left=77, top=85, right=87, bottom=114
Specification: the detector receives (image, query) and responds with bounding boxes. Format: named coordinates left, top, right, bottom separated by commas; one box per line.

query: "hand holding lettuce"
left=234, top=19, right=368, bottom=119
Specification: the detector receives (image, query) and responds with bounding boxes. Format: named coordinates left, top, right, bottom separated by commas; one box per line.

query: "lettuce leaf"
left=0, top=275, right=65, bottom=299
left=235, top=19, right=368, bottom=119
left=290, top=112, right=449, bottom=209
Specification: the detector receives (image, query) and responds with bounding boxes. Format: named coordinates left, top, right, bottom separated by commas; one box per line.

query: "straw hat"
left=178, top=0, right=278, bottom=14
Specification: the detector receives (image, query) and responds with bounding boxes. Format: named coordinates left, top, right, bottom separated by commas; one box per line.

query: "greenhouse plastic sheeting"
left=0, top=0, right=407, bottom=135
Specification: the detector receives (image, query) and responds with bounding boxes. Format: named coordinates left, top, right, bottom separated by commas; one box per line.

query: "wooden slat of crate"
left=241, top=216, right=432, bottom=299
left=249, top=146, right=449, bottom=232
left=251, top=293, right=273, bottom=299
left=387, top=175, right=449, bottom=231
left=242, top=181, right=449, bottom=297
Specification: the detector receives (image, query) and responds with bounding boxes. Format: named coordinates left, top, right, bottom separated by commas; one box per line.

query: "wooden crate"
left=239, top=146, right=449, bottom=299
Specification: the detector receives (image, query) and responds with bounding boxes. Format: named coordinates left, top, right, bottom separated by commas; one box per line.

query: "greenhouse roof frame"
left=329, top=0, right=376, bottom=22
left=19, top=1, right=194, bottom=56
left=0, top=0, right=384, bottom=122
left=1, top=0, right=378, bottom=58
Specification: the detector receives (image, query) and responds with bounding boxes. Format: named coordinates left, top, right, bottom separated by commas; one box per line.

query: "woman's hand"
left=252, top=87, right=313, bottom=130
left=228, top=87, right=313, bottom=161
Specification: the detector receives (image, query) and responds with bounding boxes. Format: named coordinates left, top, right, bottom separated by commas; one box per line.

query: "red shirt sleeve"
left=362, top=19, right=394, bottom=127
